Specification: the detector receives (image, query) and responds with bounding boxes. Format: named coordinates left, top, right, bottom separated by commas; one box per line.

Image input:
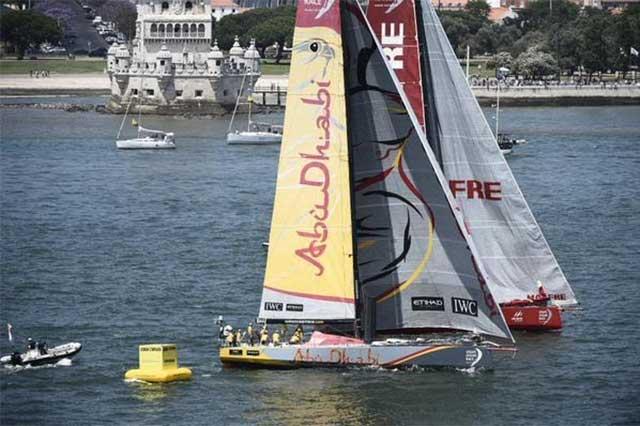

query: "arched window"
left=167, top=23, right=173, bottom=37
left=198, top=24, right=205, bottom=38
left=158, top=24, right=165, bottom=37
left=150, top=23, right=157, bottom=37
left=161, top=1, right=169, bottom=10
left=182, top=23, right=189, bottom=37
left=185, top=1, right=193, bottom=10
left=190, top=24, right=196, bottom=35
left=174, top=24, right=181, bottom=37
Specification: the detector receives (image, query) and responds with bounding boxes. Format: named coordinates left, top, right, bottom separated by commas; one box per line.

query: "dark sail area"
left=340, top=0, right=513, bottom=340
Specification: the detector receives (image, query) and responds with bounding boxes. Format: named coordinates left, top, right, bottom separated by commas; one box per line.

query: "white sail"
left=417, top=0, right=577, bottom=306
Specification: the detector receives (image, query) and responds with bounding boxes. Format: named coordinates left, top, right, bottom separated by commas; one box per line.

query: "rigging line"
left=116, top=96, right=133, bottom=140
left=228, top=71, right=248, bottom=134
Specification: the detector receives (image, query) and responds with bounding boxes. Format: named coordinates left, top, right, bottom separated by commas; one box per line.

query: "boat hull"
left=116, top=139, right=176, bottom=149
left=1, top=343, right=82, bottom=367
left=502, top=305, right=562, bottom=330
left=220, top=342, right=493, bottom=369
left=227, top=132, right=282, bottom=145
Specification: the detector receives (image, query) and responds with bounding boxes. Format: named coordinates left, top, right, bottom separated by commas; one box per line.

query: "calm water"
left=1, top=101, right=639, bottom=425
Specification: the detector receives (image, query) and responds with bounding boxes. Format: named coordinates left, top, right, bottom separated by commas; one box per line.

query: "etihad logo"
left=411, top=297, right=445, bottom=311
left=452, top=297, right=478, bottom=317
left=286, top=304, right=304, bottom=312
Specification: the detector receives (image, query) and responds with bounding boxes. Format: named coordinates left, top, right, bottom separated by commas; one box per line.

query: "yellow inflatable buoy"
left=125, top=344, right=192, bottom=383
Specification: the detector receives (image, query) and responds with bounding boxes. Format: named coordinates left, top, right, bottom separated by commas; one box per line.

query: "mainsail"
left=342, top=0, right=512, bottom=340
left=367, top=0, right=577, bottom=307
left=258, top=2, right=356, bottom=322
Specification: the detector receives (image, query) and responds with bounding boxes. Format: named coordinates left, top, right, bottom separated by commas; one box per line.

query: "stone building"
left=106, top=0, right=261, bottom=114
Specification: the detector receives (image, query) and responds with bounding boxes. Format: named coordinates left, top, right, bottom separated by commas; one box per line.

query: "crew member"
left=226, top=329, right=235, bottom=347
left=272, top=329, right=281, bottom=346
left=260, top=325, right=269, bottom=346
left=529, top=281, right=550, bottom=305
left=235, top=329, right=244, bottom=346
left=27, top=338, right=36, bottom=351
left=246, top=322, right=255, bottom=346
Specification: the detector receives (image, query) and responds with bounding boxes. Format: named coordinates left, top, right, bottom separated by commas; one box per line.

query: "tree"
left=98, top=0, right=137, bottom=41
left=510, top=30, right=548, bottom=58
left=514, top=46, right=558, bottom=80
left=612, top=5, right=640, bottom=79
left=214, top=6, right=294, bottom=51
left=248, top=15, right=294, bottom=63
left=548, top=23, right=580, bottom=76
left=0, top=10, right=62, bottom=58
left=488, top=51, right=514, bottom=70
left=576, top=9, right=616, bottom=81
left=465, top=0, right=490, bottom=18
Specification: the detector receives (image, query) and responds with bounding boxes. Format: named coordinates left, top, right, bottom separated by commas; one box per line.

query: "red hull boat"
left=500, top=285, right=562, bottom=331
left=501, top=305, right=562, bottom=330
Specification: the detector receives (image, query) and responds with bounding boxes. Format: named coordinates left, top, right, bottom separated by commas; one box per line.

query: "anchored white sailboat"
left=227, top=40, right=283, bottom=146
left=115, top=21, right=175, bottom=150
left=220, top=0, right=514, bottom=370
left=367, top=0, right=577, bottom=330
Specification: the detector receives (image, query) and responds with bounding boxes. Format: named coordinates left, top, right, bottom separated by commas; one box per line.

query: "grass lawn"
left=0, top=59, right=106, bottom=75
left=261, top=62, right=290, bottom=76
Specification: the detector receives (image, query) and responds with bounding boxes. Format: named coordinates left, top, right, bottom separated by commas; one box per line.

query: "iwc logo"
left=264, top=302, right=283, bottom=311
left=451, top=297, right=478, bottom=317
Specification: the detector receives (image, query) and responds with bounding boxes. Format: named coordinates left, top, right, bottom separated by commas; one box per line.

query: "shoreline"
left=2, top=73, right=639, bottom=108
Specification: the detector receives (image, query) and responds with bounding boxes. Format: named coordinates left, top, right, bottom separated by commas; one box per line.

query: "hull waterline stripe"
left=384, top=345, right=455, bottom=367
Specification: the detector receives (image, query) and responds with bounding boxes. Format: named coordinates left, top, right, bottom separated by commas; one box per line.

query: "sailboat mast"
left=227, top=71, right=247, bottom=134
left=339, top=13, right=363, bottom=339
left=247, top=70, right=253, bottom=132
left=138, top=15, right=144, bottom=137
left=495, top=80, right=500, bottom=141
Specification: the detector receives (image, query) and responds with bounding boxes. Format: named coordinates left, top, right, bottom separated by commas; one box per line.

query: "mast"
left=227, top=71, right=247, bottom=134
left=495, top=77, right=500, bottom=141
left=247, top=70, right=253, bottom=132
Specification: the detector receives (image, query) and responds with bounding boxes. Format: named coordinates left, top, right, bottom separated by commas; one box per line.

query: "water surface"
left=1, top=103, right=639, bottom=425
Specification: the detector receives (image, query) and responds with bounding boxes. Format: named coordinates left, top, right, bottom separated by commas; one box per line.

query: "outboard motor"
left=10, top=352, right=22, bottom=366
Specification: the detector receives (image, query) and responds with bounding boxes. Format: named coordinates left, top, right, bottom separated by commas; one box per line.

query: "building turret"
left=243, top=38, right=261, bottom=74
left=156, top=43, right=173, bottom=74
left=107, top=42, right=119, bottom=73
left=228, top=35, right=245, bottom=71
left=206, top=39, right=225, bottom=75
left=116, top=45, right=131, bottom=73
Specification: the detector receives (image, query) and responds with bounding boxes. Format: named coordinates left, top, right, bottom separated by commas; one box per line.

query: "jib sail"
left=416, top=0, right=577, bottom=306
